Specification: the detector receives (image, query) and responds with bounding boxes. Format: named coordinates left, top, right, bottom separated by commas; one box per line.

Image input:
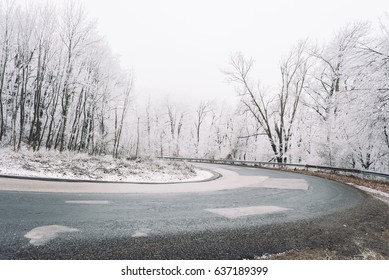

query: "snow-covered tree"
left=224, top=41, right=309, bottom=163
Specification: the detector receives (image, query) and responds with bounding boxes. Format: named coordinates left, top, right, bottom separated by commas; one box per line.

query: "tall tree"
left=0, top=0, right=15, bottom=142
left=58, top=1, right=95, bottom=152
left=113, top=75, right=133, bottom=158
left=193, top=100, right=212, bottom=156
left=225, top=41, right=309, bottom=162
left=305, top=23, right=369, bottom=165
left=28, top=4, right=56, bottom=151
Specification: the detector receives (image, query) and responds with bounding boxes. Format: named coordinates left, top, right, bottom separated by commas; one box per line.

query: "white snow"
left=205, top=205, right=290, bottom=219
left=0, top=148, right=213, bottom=183
left=347, top=183, right=389, bottom=204
left=131, top=228, right=151, bottom=237
left=25, top=225, right=79, bottom=246
left=262, top=178, right=309, bottom=190
left=0, top=162, right=311, bottom=194
left=65, top=200, right=110, bottom=204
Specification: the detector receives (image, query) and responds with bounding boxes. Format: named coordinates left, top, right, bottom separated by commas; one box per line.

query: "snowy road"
left=0, top=163, right=367, bottom=259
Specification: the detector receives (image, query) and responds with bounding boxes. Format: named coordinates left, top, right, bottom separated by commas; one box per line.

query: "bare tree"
left=0, top=0, right=15, bottom=142
left=14, top=5, right=37, bottom=150
left=58, top=1, right=96, bottom=152
left=166, top=100, right=185, bottom=156
left=113, top=75, right=133, bottom=158
left=145, top=98, right=152, bottom=153
left=194, top=100, right=212, bottom=156
left=27, top=4, right=56, bottom=151
left=225, top=41, right=309, bottom=162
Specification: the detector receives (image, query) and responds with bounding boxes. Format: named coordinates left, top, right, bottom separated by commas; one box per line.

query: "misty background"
left=1, top=0, right=389, bottom=172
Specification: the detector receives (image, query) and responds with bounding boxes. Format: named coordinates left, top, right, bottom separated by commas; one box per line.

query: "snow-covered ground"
left=0, top=149, right=213, bottom=183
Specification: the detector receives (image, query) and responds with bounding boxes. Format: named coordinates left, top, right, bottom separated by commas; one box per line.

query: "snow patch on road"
left=65, top=200, right=110, bottom=204
left=25, top=225, right=79, bottom=246
left=206, top=205, right=290, bottom=219
left=132, top=228, right=151, bottom=237
left=262, top=178, right=308, bottom=190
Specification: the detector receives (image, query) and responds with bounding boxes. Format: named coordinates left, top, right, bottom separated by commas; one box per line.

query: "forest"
left=0, top=1, right=389, bottom=173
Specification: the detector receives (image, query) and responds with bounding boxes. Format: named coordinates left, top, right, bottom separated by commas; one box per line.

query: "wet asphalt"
left=1, top=164, right=388, bottom=260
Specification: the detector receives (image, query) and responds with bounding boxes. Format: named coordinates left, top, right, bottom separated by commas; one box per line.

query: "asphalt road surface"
left=0, top=163, right=388, bottom=259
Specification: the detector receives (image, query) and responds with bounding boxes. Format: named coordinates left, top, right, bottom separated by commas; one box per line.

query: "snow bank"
left=0, top=149, right=213, bottom=183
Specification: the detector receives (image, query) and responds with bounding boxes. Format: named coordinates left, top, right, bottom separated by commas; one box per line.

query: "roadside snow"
left=0, top=148, right=213, bottom=183
left=348, top=183, right=389, bottom=205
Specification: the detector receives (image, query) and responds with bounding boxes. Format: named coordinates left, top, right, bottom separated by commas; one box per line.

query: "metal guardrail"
left=158, top=156, right=389, bottom=182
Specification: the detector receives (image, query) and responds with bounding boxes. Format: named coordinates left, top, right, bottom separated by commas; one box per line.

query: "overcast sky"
left=77, top=0, right=389, bottom=105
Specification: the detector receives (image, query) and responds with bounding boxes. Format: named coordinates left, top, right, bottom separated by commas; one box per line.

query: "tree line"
left=1, top=1, right=389, bottom=173
left=226, top=20, right=389, bottom=171
left=0, top=1, right=132, bottom=156
left=133, top=21, right=389, bottom=173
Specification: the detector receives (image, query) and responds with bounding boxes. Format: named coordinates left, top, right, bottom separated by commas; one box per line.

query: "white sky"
left=73, top=0, right=389, bottom=105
